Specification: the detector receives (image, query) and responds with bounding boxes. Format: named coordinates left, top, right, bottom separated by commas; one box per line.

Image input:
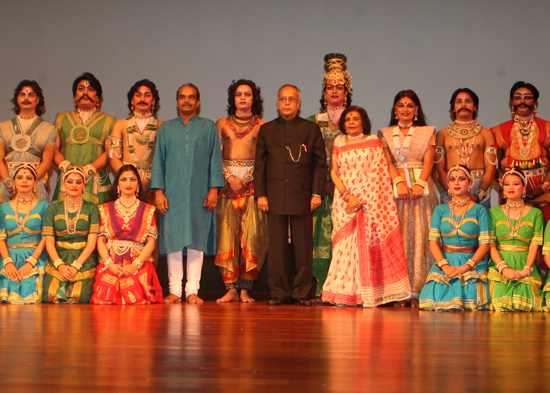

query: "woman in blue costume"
left=0, top=164, right=49, bottom=303
left=419, top=165, right=490, bottom=311
left=487, top=169, right=544, bottom=312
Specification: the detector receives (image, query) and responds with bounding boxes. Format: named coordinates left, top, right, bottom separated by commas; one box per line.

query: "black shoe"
left=296, top=298, right=312, bottom=306
left=268, top=297, right=284, bottom=306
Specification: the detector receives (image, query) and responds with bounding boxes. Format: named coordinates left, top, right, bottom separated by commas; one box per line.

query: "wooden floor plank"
left=0, top=303, right=549, bottom=392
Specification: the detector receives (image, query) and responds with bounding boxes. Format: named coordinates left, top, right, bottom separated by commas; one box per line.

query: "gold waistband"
left=442, top=245, right=476, bottom=253
left=56, top=241, right=87, bottom=249
left=7, top=242, right=39, bottom=249
left=497, top=245, right=529, bottom=252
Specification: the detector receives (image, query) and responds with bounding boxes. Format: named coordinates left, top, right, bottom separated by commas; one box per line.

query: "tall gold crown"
left=322, top=53, right=353, bottom=91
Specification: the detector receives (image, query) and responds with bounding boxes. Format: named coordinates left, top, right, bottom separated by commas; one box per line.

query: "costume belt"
left=7, top=242, right=39, bottom=249
left=497, top=245, right=529, bottom=252
left=442, top=245, right=476, bottom=253
left=470, top=169, right=484, bottom=179
left=107, top=239, right=143, bottom=256
left=521, top=167, right=546, bottom=178
left=56, top=241, right=87, bottom=249
left=395, top=161, right=423, bottom=169
left=223, top=160, right=255, bottom=167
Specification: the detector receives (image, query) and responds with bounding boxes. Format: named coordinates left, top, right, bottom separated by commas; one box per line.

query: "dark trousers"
left=267, top=213, right=313, bottom=300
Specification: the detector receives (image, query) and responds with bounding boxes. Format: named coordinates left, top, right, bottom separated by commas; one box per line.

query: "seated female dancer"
left=91, top=164, right=162, bottom=304
left=0, top=164, right=49, bottom=303
left=419, top=165, right=490, bottom=311
left=487, top=169, right=544, bottom=311
left=42, top=167, right=99, bottom=303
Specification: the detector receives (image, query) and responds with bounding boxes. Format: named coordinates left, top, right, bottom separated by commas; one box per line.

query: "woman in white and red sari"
left=322, top=106, right=411, bottom=307
left=91, top=164, right=162, bottom=304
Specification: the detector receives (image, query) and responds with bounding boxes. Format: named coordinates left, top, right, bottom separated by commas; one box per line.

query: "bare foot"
left=217, top=288, right=240, bottom=303
left=186, top=294, right=204, bottom=304
left=240, top=289, right=256, bottom=303
left=410, top=298, right=419, bottom=308
left=164, top=293, right=182, bottom=303
left=393, top=300, right=409, bottom=307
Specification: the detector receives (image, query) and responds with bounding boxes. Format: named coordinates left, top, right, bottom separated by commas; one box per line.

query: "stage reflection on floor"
left=1, top=303, right=548, bottom=392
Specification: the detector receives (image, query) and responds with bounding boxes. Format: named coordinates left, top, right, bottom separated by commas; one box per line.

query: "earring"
left=447, top=188, right=453, bottom=197
left=414, top=112, right=418, bottom=122
left=467, top=186, right=472, bottom=192
left=32, top=186, right=37, bottom=195
left=533, top=105, right=538, bottom=115
left=117, top=186, right=121, bottom=197
left=135, top=185, right=140, bottom=197
left=395, top=113, right=398, bottom=120
left=522, top=190, right=526, bottom=198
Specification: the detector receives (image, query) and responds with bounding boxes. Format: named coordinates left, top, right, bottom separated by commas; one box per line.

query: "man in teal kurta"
left=151, top=83, right=224, bottom=304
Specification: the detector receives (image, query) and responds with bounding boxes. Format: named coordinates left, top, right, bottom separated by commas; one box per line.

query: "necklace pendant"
left=399, top=155, right=406, bottom=162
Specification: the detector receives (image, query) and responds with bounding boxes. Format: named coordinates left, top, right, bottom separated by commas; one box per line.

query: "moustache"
left=78, top=94, right=93, bottom=102
left=136, top=101, right=148, bottom=106
left=513, top=103, right=535, bottom=111
left=457, top=108, right=472, bottom=113
left=181, top=103, right=192, bottom=106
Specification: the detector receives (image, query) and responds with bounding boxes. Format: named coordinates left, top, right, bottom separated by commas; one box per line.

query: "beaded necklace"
left=114, top=198, right=140, bottom=230
left=227, top=114, right=258, bottom=138
left=64, top=199, right=83, bottom=235
left=14, top=197, right=36, bottom=229
left=505, top=201, right=525, bottom=238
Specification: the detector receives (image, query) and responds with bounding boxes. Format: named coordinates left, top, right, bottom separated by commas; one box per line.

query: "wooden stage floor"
left=1, top=302, right=549, bottom=393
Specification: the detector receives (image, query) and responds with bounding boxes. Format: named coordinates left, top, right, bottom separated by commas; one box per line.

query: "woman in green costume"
left=487, top=169, right=544, bottom=311
left=42, top=167, right=99, bottom=303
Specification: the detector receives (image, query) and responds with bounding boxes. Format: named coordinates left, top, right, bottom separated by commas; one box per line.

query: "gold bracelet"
left=53, top=259, right=64, bottom=269
left=25, top=256, right=38, bottom=267
left=416, top=179, right=427, bottom=189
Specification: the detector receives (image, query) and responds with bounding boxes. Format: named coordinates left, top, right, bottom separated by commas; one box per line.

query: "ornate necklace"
left=393, top=126, right=414, bottom=162
left=449, top=199, right=469, bottom=233
left=398, top=122, right=412, bottom=129
left=118, top=196, right=138, bottom=208
left=16, top=195, right=33, bottom=204
left=327, top=106, right=345, bottom=126
left=505, top=202, right=525, bottom=238
left=14, top=198, right=35, bottom=229
left=18, top=114, right=37, bottom=121
left=455, top=119, right=475, bottom=125
left=134, top=112, right=152, bottom=120
left=115, top=198, right=140, bottom=230
left=447, top=121, right=482, bottom=140
left=506, top=200, right=525, bottom=209
left=514, top=114, right=534, bottom=137
left=227, top=114, right=258, bottom=138
left=76, top=107, right=97, bottom=124
left=453, top=135, right=475, bottom=167
left=64, top=199, right=83, bottom=235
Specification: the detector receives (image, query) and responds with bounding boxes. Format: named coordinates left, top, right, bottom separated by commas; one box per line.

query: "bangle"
left=72, top=259, right=83, bottom=270
left=340, top=187, right=350, bottom=202
left=83, top=164, right=97, bottom=181
left=436, top=259, right=449, bottom=270
left=25, top=256, right=38, bottom=267
left=416, top=179, right=427, bottom=189
left=474, top=188, right=488, bottom=202
left=3, top=257, right=14, bottom=266
left=3, top=177, right=13, bottom=189
left=53, top=259, right=64, bottom=269
left=497, top=261, right=509, bottom=274
left=133, top=258, right=144, bottom=268
left=393, top=176, right=405, bottom=186
left=523, top=265, right=533, bottom=274
left=59, top=160, right=70, bottom=173
left=99, top=257, right=114, bottom=273
left=466, top=259, right=476, bottom=270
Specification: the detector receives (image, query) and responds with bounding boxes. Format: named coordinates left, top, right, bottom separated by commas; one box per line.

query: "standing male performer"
left=0, top=80, right=56, bottom=201
left=151, top=83, right=224, bottom=304
left=307, top=53, right=353, bottom=298
left=109, top=79, right=163, bottom=194
left=492, top=81, right=550, bottom=220
left=53, top=72, right=115, bottom=204
left=215, top=80, right=268, bottom=303
left=434, top=88, right=497, bottom=208
left=254, top=84, right=327, bottom=306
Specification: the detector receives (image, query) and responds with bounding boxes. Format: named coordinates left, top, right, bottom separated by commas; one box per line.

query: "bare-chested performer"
left=109, top=79, right=163, bottom=195
left=435, top=88, right=497, bottom=208
left=215, top=79, right=268, bottom=303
